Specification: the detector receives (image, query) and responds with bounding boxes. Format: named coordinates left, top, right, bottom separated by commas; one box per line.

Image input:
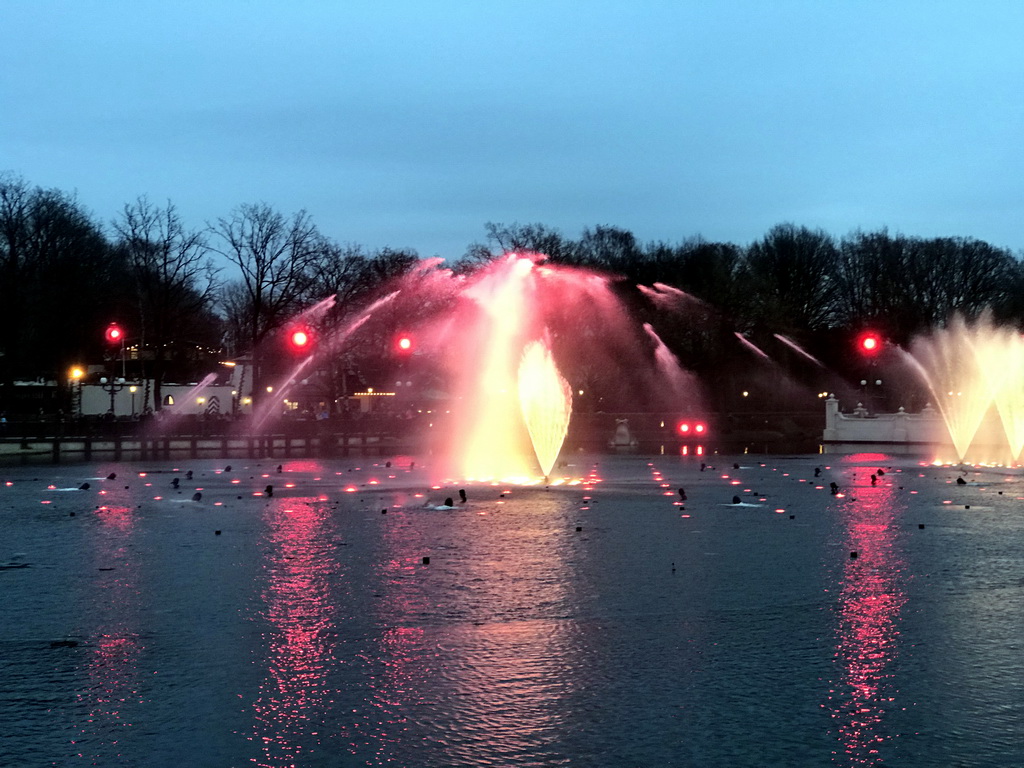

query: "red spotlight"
left=286, top=325, right=314, bottom=354
left=104, top=323, right=124, bottom=344
left=858, top=331, right=882, bottom=355
left=678, top=422, right=690, bottom=434
left=395, top=334, right=414, bottom=354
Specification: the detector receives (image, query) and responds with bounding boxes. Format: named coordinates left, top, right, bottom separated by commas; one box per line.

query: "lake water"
left=1, top=452, right=1022, bottom=767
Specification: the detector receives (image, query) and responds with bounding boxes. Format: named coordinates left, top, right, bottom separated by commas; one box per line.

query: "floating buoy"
left=919, top=524, right=925, bottom=529
left=192, top=492, right=202, bottom=502
left=265, top=485, right=273, bottom=497
left=381, top=508, right=388, bottom=514
left=422, top=556, right=430, bottom=565
left=850, top=551, right=858, bottom=558
left=576, top=526, right=582, bottom=532
left=215, top=530, right=221, bottom=535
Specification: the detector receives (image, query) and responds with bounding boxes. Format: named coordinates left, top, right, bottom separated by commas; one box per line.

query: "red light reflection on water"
left=74, top=504, right=142, bottom=761
left=828, top=457, right=906, bottom=765
left=276, top=460, right=324, bottom=474
left=252, top=499, right=338, bottom=768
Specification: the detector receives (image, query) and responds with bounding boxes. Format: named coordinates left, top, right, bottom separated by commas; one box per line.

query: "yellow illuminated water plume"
left=456, top=258, right=537, bottom=481
left=908, top=314, right=1024, bottom=464
left=518, top=340, right=573, bottom=478
left=982, top=329, right=1024, bottom=462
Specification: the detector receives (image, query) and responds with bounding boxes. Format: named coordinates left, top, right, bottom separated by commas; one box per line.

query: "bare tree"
left=0, top=174, right=121, bottom=405
left=738, top=223, right=841, bottom=334
left=210, top=203, right=325, bottom=402
left=114, top=197, right=220, bottom=410
left=461, top=222, right=576, bottom=267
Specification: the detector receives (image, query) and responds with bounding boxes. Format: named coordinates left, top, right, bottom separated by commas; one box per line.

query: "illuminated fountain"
left=283, top=254, right=703, bottom=483
left=904, top=315, right=1024, bottom=464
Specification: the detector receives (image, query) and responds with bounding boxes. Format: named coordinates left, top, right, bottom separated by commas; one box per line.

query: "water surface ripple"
left=1, top=454, right=1022, bottom=766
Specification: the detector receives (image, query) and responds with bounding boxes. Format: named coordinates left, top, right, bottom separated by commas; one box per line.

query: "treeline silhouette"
left=2, top=172, right=1021, bottom=415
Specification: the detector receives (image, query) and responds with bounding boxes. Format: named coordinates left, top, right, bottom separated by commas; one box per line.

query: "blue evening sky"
left=3, top=1, right=1023, bottom=259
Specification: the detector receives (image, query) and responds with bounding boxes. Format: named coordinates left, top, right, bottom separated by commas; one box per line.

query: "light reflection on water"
left=75, top=503, right=144, bottom=763
left=829, top=458, right=907, bottom=766
left=355, top=491, right=576, bottom=766
left=252, top=497, right=339, bottom=768
left=6, top=455, right=1024, bottom=765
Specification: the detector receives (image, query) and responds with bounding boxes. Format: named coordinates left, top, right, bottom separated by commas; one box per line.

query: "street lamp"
left=129, top=385, right=137, bottom=417
left=68, top=366, right=85, bottom=417
left=100, top=376, right=127, bottom=416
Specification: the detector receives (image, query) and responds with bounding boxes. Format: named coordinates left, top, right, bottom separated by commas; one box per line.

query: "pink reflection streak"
left=829, top=458, right=906, bottom=765
left=75, top=505, right=142, bottom=760
left=252, top=499, right=338, bottom=768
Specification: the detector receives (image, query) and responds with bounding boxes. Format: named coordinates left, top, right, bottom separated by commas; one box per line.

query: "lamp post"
left=129, top=385, right=138, bottom=417
left=100, top=376, right=127, bottom=416
left=860, top=378, right=883, bottom=412
left=101, top=323, right=128, bottom=417
left=68, top=366, right=84, bottom=417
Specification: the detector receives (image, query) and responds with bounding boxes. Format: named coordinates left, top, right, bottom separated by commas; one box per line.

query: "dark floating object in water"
left=458, top=489, right=467, bottom=503
left=732, top=495, right=741, bottom=504
left=678, top=487, right=687, bottom=500
left=186, top=470, right=193, bottom=480
left=0, top=562, right=30, bottom=570
left=919, top=523, right=925, bottom=529
left=385, top=461, right=391, bottom=468
left=69, top=512, right=75, bottom=517
left=850, top=551, right=858, bottom=558
left=444, top=497, right=453, bottom=507
left=192, top=492, right=202, bottom=502
left=576, top=525, right=582, bottom=532
left=956, top=476, right=967, bottom=485
left=224, top=465, right=232, bottom=473
left=171, top=478, right=180, bottom=489
left=106, top=473, right=116, bottom=480
left=79, top=483, right=90, bottom=491
left=422, top=556, right=430, bottom=565
left=277, top=465, right=283, bottom=473
left=264, top=485, right=273, bottom=497
left=50, top=639, right=78, bottom=648
left=830, top=482, right=839, bottom=495
left=381, top=509, right=388, bottom=514
left=215, top=530, right=221, bottom=535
